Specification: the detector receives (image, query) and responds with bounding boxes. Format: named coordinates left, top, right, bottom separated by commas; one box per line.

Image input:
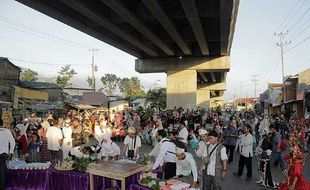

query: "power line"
left=285, top=34, right=310, bottom=52
left=287, top=14, right=310, bottom=40
left=3, top=57, right=91, bottom=66
left=279, top=0, right=308, bottom=31
left=0, top=16, right=93, bottom=49
left=0, top=34, right=89, bottom=56
left=285, top=6, right=310, bottom=32
left=0, top=23, right=92, bottom=50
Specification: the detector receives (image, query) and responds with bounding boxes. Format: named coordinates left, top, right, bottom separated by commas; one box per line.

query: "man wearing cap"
left=0, top=119, right=15, bottom=190
left=200, top=130, right=228, bottom=190
left=175, top=146, right=199, bottom=187
left=152, top=129, right=177, bottom=180
left=195, top=129, right=209, bottom=158
left=120, top=127, right=141, bottom=159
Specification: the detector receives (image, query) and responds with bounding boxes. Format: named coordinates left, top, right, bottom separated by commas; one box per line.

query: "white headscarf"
left=16, top=123, right=28, bottom=141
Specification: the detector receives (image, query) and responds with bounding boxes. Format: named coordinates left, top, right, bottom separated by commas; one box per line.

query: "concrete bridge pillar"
left=135, top=56, right=230, bottom=109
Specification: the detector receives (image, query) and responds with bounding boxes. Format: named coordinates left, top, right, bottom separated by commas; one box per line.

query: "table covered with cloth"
left=5, top=167, right=142, bottom=190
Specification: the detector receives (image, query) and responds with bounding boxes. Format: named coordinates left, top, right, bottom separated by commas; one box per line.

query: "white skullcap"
left=176, top=147, right=185, bottom=155
left=24, top=118, right=28, bottom=122
left=199, top=129, right=208, bottom=136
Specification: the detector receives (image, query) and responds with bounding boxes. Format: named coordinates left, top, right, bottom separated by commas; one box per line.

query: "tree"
left=118, top=77, right=146, bottom=100
left=86, top=76, right=92, bottom=88
left=145, top=87, right=166, bottom=110
left=100, top=74, right=120, bottom=95
left=20, top=68, right=38, bottom=82
left=56, top=65, right=77, bottom=88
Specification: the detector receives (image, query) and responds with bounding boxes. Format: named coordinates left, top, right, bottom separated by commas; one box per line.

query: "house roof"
left=0, top=57, right=21, bottom=71
left=268, top=83, right=282, bottom=88
left=19, top=81, right=61, bottom=89
left=82, top=92, right=108, bottom=106
left=234, top=98, right=256, bottom=104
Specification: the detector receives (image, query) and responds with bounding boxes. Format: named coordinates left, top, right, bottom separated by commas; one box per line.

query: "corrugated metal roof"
left=19, top=81, right=61, bottom=89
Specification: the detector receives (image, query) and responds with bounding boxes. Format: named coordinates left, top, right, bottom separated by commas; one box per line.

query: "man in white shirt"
left=175, top=147, right=198, bottom=186
left=178, top=121, right=188, bottom=146
left=120, top=127, right=141, bottom=159
left=46, top=116, right=63, bottom=163
left=152, top=129, right=177, bottom=180
left=200, top=130, right=228, bottom=190
left=0, top=119, right=15, bottom=190
left=233, top=124, right=253, bottom=180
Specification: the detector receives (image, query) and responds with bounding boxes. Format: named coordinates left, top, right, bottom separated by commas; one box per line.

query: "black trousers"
left=163, top=162, right=176, bottom=180
left=237, top=155, right=252, bottom=178
left=224, top=145, right=235, bottom=163
left=0, top=153, right=8, bottom=190
left=260, top=160, right=274, bottom=187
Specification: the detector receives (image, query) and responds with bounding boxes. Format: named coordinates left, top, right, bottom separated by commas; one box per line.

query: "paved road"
left=136, top=143, right=310, bottom=190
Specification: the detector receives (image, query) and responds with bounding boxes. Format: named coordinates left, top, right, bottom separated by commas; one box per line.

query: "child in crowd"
left=29, top=133, right=40, bottom=162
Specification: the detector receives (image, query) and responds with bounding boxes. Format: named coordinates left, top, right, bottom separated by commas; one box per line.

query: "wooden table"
left=87, top=161, right=146, bottom=190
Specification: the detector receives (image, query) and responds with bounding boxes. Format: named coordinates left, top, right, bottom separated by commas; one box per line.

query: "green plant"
left=72, top=157, right=101, bottom=172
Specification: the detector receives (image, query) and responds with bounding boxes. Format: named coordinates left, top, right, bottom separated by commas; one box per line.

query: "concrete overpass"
left=17, top=0, right=239, bottom=109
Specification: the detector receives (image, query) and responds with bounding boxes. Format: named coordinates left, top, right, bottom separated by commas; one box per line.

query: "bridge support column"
left=167, top=70, right=197, bottom=109
left=197, top=89, right=210, bottom=108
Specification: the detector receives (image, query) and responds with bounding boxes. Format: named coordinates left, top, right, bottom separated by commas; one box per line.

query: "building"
left=131, top=98, right=152, bottom=110
left=0, top=57, right=21, bottom=103
left=259, top=68, right=310, bottom=118
left=233, top=98, right=256, bottom=111
left=19, top=81, right=62, bottom=101
left=81, top=92, right=109, bottom=108
left=109, top=99, right=129, bottom=112
left=284, top=68, right=310, bottom=118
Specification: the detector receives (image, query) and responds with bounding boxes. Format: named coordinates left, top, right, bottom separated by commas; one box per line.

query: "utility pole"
left=251, top=74, right=259, bottom=98
left=89, top=48, right=98, bottom=91
left=274, top=31, right=290, bottom=103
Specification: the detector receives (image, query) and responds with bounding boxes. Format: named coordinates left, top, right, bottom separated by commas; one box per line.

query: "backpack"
left=279, top=139, right=287, bottom=151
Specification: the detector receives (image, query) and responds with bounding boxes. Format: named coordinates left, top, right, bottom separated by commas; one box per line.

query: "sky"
left=0, top=0, right=309, bottom=102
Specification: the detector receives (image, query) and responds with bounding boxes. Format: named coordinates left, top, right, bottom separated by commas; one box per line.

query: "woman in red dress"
left=279, top=122, right=310, bottom=190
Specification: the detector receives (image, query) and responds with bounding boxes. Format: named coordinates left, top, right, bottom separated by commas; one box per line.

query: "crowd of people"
left=0, top=107, right=310, bottom=190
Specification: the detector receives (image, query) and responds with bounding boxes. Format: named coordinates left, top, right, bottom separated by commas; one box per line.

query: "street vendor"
left=119, top=127, right=141, bottom=160
left=175, top=146, right=199, bottom=186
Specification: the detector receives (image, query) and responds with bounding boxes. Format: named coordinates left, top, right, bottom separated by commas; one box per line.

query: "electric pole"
left=89, top=48, right=98, bottom=91
left=274, top=31, right=290, bottom=103
left=251, top=74, right=259, bottom=98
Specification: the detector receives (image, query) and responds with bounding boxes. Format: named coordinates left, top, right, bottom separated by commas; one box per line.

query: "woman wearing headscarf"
left=62, top=119, right=72, bottom=159
left=96, top=133, right=120, bottom=160
left=16, top=124, right=28, bottom=159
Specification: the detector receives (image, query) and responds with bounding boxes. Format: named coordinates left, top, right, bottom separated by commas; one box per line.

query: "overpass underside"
left=17, top=0, right=239, bottom=109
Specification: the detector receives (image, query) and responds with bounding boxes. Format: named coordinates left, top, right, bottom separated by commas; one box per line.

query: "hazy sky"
left=0, top=0, right=309, bottom=102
